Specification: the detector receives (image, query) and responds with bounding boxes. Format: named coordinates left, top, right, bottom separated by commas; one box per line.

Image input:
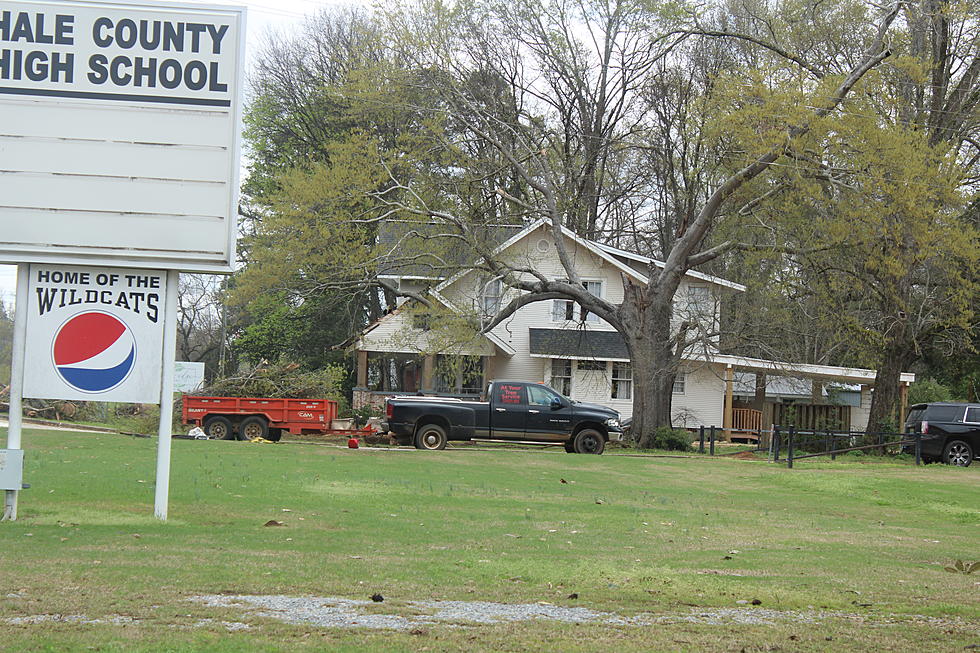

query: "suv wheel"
left=943, top=440, right=973, bottom=467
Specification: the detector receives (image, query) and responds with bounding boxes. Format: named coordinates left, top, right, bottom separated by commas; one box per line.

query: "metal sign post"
left=154, top=270, right=180, bottom=520
left=2, top=265, right=29, bottom=521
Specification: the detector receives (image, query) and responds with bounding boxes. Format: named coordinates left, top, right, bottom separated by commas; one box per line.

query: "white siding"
left=359, top=310, right=493, bottom=355
left=670, top=364, right=725, bottom=427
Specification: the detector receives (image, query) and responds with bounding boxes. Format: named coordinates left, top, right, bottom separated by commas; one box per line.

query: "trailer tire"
left=414, top=424, right=448, bottom=450
left=572, top=428, right=605, bottom=455
left=266, top=428, right=283, bottom=442
left=563, top=440, right=575, bottom=453
left=204, top=416, right=234, bottom=440
left=240, top=416, right=269, bottom=441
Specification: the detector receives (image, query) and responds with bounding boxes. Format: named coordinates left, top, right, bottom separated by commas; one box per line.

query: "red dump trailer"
left=182, top=395, right=372, bottom=442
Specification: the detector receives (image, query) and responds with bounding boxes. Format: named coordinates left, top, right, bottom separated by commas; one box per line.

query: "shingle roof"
left=528, top=328, right=630, bottom=360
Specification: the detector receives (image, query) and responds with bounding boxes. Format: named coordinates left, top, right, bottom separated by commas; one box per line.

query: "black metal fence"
left=693, top=425, right=923, bottom=468
left=770, top=426, right=922, bottom=468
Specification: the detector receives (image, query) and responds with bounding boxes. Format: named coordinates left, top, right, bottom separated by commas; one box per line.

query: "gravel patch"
left=5, top=614, right=141, bottom=626
left=191, top=594, right=961, bottom=631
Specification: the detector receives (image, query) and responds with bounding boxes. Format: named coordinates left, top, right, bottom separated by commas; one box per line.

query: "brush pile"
left=194, top=361, right=344, bottom=400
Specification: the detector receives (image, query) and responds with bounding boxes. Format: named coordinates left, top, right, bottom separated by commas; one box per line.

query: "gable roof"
left=591, top=242, right=746, bottom=291
left=432, top=218, right=745, bottom=293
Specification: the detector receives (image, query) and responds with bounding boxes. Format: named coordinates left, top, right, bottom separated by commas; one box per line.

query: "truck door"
left=491, top=383, right=528, bottom=439
left=525, top=384, right=573, bottom=441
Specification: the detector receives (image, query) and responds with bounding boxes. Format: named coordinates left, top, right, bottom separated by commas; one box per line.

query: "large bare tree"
left=376, top=0, right=900, bottom=445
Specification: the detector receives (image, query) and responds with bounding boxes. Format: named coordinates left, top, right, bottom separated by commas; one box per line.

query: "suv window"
left=965, top=406, right=980, bottom=424
left=906, top=407, right=926, bottom=423
left=927, top=406, right=966, bottom=422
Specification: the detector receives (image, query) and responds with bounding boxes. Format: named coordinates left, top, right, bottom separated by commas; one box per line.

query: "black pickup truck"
left=382, top=380, right=624, bottom=454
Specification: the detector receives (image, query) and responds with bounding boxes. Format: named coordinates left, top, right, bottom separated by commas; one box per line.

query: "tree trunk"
left=619, top=280, right=679, bottom=448
left=866, top=323, right=916, bottom=434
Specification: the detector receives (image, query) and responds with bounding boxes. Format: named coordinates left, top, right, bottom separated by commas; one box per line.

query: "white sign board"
left=173, top=360, right=204, bottom=392
left=22, top=264, right=167, bottom=402
left=0, top=1, right=245, bottom=272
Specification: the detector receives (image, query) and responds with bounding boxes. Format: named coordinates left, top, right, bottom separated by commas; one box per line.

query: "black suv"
left=904, top=403, right=979, bottom=467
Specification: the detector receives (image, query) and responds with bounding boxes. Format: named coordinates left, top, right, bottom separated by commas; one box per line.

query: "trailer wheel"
left=266, top=428, right=283, bottom=442
left=572, top=428, right=605, bottom=455
left=203, top=416, right=234, bottom=440
left=414, top=424, right=448, bottom=450
left=240, top=416, right=270, bottom=441
left=563, top=440, right=575, bottom=453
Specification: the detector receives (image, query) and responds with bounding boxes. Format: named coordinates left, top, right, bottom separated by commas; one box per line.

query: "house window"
left=685, top=285, right=712, bottom=318
left=612, top=363, right=632, bottom=400
left=581, top=280, right=602, bottom=323
left=550, top=359, right=572, bottom=396
left=435, top=355, right=485, bottom=395
left=577, top=359, right=607, bottom=372
left=552, top=299, right=574, bottom=322
left=551, top=280, right=603, bottom=322
left=480, top=279, right=502, bottom=319
left=673, top=372, right=685, bottom=394
left=412, top=312, right=431, bottom=331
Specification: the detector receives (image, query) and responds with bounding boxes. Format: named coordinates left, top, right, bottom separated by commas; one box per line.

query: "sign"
left=22, top=263, right=167, bottom=402
left=173, top=360, right=204, bottom=392
left=0, top=449, right=24, bottom=491
left=0, top=1, right=245, bottom=272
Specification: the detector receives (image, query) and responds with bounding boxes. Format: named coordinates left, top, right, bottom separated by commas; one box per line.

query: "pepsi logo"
left=52, top=312, right=137, bottom=393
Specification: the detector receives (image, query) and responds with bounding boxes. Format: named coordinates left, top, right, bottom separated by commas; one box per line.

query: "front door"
left=490, top=382, right=527, bottom=439
left=525, top=384, right=573, bottom=441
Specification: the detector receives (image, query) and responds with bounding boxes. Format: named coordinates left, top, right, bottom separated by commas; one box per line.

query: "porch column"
left=723, top=364, right=734, bottom=440
left=421, top=354, right=435, bottom=393
left=356, top=350, right=368, bottom=387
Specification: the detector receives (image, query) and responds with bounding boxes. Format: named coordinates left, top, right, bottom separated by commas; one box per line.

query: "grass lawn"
left=0, top=428, right=977, bottom=652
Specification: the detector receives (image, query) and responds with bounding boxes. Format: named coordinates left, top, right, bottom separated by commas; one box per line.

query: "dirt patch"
left=726, top=451, right=762, bottom=460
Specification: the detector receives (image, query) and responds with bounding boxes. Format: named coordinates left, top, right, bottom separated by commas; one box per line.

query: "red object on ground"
left=182, top=395, right=375, bottom=437
left=348, top=438, right=359, bottom=449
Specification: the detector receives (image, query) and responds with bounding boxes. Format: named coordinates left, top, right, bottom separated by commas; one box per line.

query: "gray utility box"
left=0, top=449, right=24, bottom=490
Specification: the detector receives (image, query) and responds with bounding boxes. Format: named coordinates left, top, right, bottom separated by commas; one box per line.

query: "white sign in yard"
left=22, top=264, right=167, bottom=403
left=173, top=360, right=204, bottom=392
left=0, top=0, right=245, bottom=272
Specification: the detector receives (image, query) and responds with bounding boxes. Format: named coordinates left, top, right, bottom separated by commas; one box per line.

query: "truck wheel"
left=240, top=416, right=270, bottom=441
left=203, top=416, right=234, bottom=440
left=415, top=424, right=448, bottom=450
left=572, top=428, right=605, bottom=455
left=943, top=440, right=973, bottom=467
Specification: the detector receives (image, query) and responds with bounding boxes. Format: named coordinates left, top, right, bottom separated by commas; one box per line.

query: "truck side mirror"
left=551, top=397, right=563, bottom=410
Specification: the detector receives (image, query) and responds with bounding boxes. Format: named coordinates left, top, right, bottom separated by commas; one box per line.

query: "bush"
left=651, top=427, right=691, bottom=451
left=908, top=378, right=953, bottom=405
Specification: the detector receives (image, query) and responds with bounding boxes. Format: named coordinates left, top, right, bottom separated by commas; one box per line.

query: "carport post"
left=2, top=265, right=29, bottom=522
left=698, top=426, right=705, bottom=454
left=709, top=426, right=716, bottom=456
left=772, top=427, right=781, bottom=462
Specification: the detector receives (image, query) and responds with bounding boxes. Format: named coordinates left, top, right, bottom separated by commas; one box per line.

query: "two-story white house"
left=353, top=219, right=914, bottom=435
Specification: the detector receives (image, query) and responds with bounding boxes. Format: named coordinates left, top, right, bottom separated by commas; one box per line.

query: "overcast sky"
left=0, top=0, right=360, bottom=308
